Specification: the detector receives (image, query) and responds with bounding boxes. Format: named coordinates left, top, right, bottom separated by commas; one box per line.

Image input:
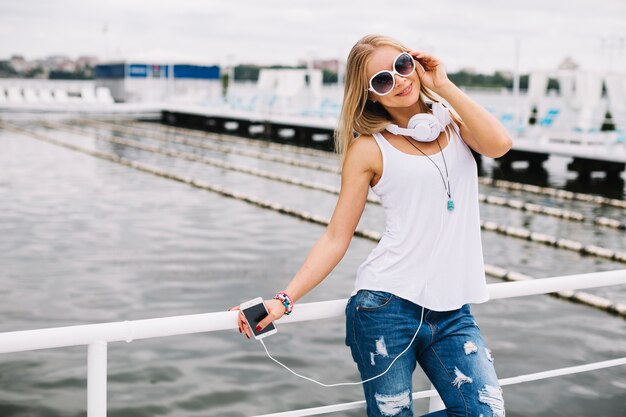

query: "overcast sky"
left=1, top=0, right=624, bottom=73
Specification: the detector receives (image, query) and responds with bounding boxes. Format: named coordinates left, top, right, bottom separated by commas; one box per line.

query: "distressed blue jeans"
left=345, top=290, right=505, bottom=417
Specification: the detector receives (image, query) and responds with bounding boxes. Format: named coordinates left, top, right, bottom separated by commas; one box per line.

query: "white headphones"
left=385, top=101, right=452, bottom=142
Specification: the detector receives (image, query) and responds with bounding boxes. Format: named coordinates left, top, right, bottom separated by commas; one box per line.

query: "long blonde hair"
left=334, top=34, right=460, bottom=167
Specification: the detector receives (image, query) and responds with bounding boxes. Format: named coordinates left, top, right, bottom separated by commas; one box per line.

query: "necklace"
left=400, top=134, right=455, bottom=211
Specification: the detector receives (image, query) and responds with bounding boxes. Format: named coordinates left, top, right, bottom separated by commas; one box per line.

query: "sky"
left=0, top=0, right=625, bottom=73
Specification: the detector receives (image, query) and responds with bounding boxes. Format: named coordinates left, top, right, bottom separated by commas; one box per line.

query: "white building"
left=94, top=62, right=221, bottom=103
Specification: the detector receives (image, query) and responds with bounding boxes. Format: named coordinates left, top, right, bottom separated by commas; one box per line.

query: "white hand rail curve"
left=0, top=269, right=624, bottom=417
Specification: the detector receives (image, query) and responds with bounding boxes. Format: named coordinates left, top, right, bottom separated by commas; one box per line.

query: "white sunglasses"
left=368, top=52, right=416, bottom=96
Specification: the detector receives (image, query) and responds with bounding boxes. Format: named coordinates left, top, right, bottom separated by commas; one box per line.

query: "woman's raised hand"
left=228, top=299, right=285, bottom=339
left=407, top=50, right=452, bottom=93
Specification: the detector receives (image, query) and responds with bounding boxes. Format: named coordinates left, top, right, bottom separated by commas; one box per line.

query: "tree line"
left=233, top=64, right=559, bottom=91
left=1, top=60, right=561, bottom=91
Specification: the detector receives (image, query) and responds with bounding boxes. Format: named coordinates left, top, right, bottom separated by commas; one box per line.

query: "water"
left=0, top=115, right=625, bottom=417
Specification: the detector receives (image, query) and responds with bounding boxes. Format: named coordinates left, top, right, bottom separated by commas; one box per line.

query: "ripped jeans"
left=345, top=290, right=505, bottom=417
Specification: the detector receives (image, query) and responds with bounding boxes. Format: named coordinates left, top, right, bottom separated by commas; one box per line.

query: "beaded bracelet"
left=274, top=291, right=294, bottom=315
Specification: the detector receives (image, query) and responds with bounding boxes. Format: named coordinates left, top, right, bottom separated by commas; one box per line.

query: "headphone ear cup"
left=384, top=103, right=452, bottom=142
left=407, top=114, right=440, bottom=142
left=433, top=102, right=452, bottom=127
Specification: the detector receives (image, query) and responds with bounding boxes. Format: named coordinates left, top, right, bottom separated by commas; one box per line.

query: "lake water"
left=0, top=114, right=625, bottom=417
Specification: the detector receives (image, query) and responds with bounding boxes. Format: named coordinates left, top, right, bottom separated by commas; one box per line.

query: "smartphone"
left=240, top=297, right=278, bottom=340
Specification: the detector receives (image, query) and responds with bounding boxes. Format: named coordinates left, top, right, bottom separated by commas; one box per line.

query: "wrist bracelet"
left=274, top=291, right=294, bottom=315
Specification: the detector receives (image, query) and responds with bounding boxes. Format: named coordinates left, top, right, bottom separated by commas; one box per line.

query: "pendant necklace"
left=401, top=135, right=455, bottom=211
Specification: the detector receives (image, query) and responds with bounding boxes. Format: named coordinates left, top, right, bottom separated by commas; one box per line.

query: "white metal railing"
left=1, top=269, right=625, bottom=417
left=251, top=356, right=626, bottom=417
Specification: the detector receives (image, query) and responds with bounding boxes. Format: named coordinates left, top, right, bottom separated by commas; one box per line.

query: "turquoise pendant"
left=447, top=199, right=455, bottom=211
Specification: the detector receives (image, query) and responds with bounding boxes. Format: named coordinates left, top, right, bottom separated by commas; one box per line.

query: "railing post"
left=88, top=340, right=107, bottom=417
left=428, top=384, right=445, bottom=413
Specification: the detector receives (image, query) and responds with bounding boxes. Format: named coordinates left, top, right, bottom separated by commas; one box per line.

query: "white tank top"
left=352, top=122, right=489, bottom=311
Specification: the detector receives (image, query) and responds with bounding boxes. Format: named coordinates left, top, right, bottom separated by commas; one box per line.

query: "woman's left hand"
left=228, top=299, right=285, bottom=339
left=407, top=50, right=452, bottom=93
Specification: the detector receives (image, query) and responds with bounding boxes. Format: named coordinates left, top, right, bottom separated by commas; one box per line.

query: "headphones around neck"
left=385, top=101, right=452, bottom=142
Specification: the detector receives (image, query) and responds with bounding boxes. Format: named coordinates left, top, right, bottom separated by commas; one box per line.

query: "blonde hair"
left=334, top=34, right=460, bottom=167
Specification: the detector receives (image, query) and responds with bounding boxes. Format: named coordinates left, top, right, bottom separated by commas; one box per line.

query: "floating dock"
left=161, top=105, right=626, bottom=180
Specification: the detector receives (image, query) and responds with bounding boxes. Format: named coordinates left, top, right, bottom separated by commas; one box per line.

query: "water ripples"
left=0, top=121, right=624, bottom=417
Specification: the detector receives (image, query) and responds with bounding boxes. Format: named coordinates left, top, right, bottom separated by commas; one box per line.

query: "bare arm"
left=234, top=137, right=376, bottom=336
left=409, top=49, right=512, bottom=159
left=284, top=141, right=373, bottom=302
left=438, top=83, right=513, bottom=158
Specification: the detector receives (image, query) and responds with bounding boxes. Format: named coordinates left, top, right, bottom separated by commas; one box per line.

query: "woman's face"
left=365, top=45, right=421, bottom=109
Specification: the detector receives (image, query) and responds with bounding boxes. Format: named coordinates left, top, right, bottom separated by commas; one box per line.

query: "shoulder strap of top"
left=449, top=118, right=462, bottom=139
left=371, top=131, right=397, bottom=170
left=448, top=117, right=477, bottom=155
left=372, top=131, right=389, bottom=150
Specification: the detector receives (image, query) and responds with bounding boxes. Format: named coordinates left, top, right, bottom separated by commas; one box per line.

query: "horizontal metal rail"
left=0, top=273, right=624, bottom=417
left=1, top=270, right=625, bottom=354
left=251, top=357, right=626, bottom=417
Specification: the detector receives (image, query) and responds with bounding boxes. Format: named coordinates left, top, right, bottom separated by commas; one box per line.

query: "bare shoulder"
left=325, top=135, right=380, bottom=244
left=344, top=135, right=382, bottom=184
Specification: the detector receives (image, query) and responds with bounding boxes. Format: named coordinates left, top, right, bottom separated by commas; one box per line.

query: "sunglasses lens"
left=371, top=72, right=394, bottom=95
left=395, top=53, right=415, bottom=76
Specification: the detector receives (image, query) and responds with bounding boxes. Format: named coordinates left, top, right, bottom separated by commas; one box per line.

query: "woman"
left=231, top=34, right=512, bottom=417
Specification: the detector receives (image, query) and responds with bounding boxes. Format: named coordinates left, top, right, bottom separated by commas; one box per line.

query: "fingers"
left=242, top=322, right=252, bottom=339
left=256, top=315, right=275, bottom=332
left=230, top=300, right=284, bottom=340
left=407, top=50, right=438, bottom=70
left=238, top=311, right=252, bottom=339
left=228, top=306, right=251, bottom=338
left=407, top=49, right=431, bottom=59
left=256, top=300, right=283, bottom=331
left=415, top=60, right=426, bottom=77
left=407, top=50, right=426, bottom=61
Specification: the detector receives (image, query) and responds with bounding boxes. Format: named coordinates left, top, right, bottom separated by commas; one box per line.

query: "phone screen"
left=242, top=302, right=276, bottom=336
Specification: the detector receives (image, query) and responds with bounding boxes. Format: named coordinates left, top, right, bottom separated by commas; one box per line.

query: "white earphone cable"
left=258, top=305, right=425, bottom=387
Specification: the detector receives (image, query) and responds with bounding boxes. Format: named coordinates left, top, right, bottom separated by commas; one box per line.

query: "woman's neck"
left=386, top=100, right=430, bottom=128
